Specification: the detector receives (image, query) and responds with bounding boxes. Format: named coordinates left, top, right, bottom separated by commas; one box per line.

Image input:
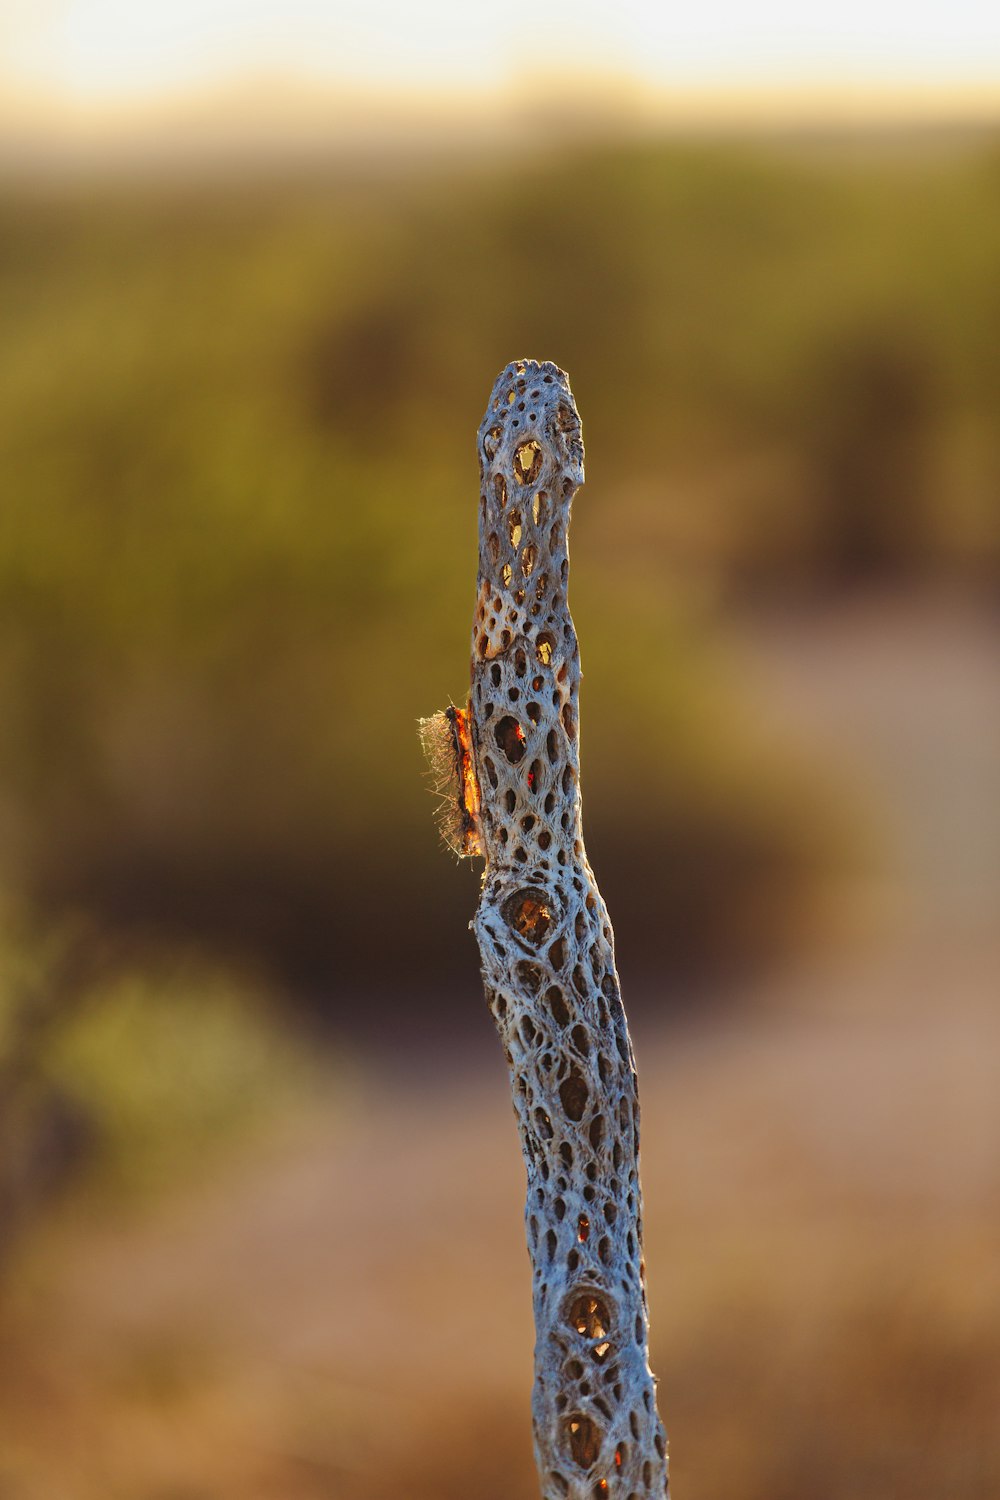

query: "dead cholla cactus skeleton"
left=420, top=360, right=669, bottom=1498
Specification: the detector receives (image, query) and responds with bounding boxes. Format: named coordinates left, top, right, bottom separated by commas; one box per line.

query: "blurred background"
left=1, top=4, right=999, bottom=1497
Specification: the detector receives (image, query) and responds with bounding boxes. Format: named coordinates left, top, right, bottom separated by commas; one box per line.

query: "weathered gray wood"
left=425, top=360, right=669, bottom=1497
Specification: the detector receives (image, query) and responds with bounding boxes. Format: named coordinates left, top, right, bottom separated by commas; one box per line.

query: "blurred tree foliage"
left=0, top=914, right=320, bottom=1260
left=1, top=134, right=997, bottom=1016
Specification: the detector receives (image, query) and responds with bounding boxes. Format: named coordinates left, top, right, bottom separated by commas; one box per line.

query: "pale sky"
left=1, top=0, right=998, bottom=120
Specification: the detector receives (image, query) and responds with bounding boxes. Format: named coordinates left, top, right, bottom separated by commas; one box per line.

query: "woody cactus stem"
left=423, top=360, right=669, bottom=1498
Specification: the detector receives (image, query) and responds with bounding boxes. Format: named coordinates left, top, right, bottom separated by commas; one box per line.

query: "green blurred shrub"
left=45, top=956, right=320, bottom=1200
left=0, top=921, right=324, bottom=1259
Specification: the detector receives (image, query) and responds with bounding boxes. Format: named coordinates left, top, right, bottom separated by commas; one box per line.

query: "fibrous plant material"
left=421, top=360, right=669, bottom=1497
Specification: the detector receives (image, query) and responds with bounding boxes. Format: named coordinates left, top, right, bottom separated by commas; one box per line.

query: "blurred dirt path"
left=733, top=592, right=1000, bottom=956
left=2, top=595, right=998, bottom=1500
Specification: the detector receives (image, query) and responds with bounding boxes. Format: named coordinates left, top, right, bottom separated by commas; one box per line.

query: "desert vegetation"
left=0, top=128, right=998, bottom=1497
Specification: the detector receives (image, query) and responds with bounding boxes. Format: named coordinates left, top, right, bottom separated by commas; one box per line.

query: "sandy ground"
left=1, top=595, right=998, bottom=1500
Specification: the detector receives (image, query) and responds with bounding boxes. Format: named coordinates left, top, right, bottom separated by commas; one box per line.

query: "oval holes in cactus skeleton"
left=559, top=1068, right=589, bottom=1121
left=568, top=1292, right=612, bottom=1352
left=515, top=439, right=543, bottom=485
left=545, top=986, right=571, bottom=1027
left=565, top=1415, right=601, bottom=1470
left=494, top=715, right=526, bottom=764
left=503, top=888, right=554, bottom=945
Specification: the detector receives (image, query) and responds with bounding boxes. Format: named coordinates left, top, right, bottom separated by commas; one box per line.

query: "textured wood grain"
left=425, top=359, right=669, bottom=1498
